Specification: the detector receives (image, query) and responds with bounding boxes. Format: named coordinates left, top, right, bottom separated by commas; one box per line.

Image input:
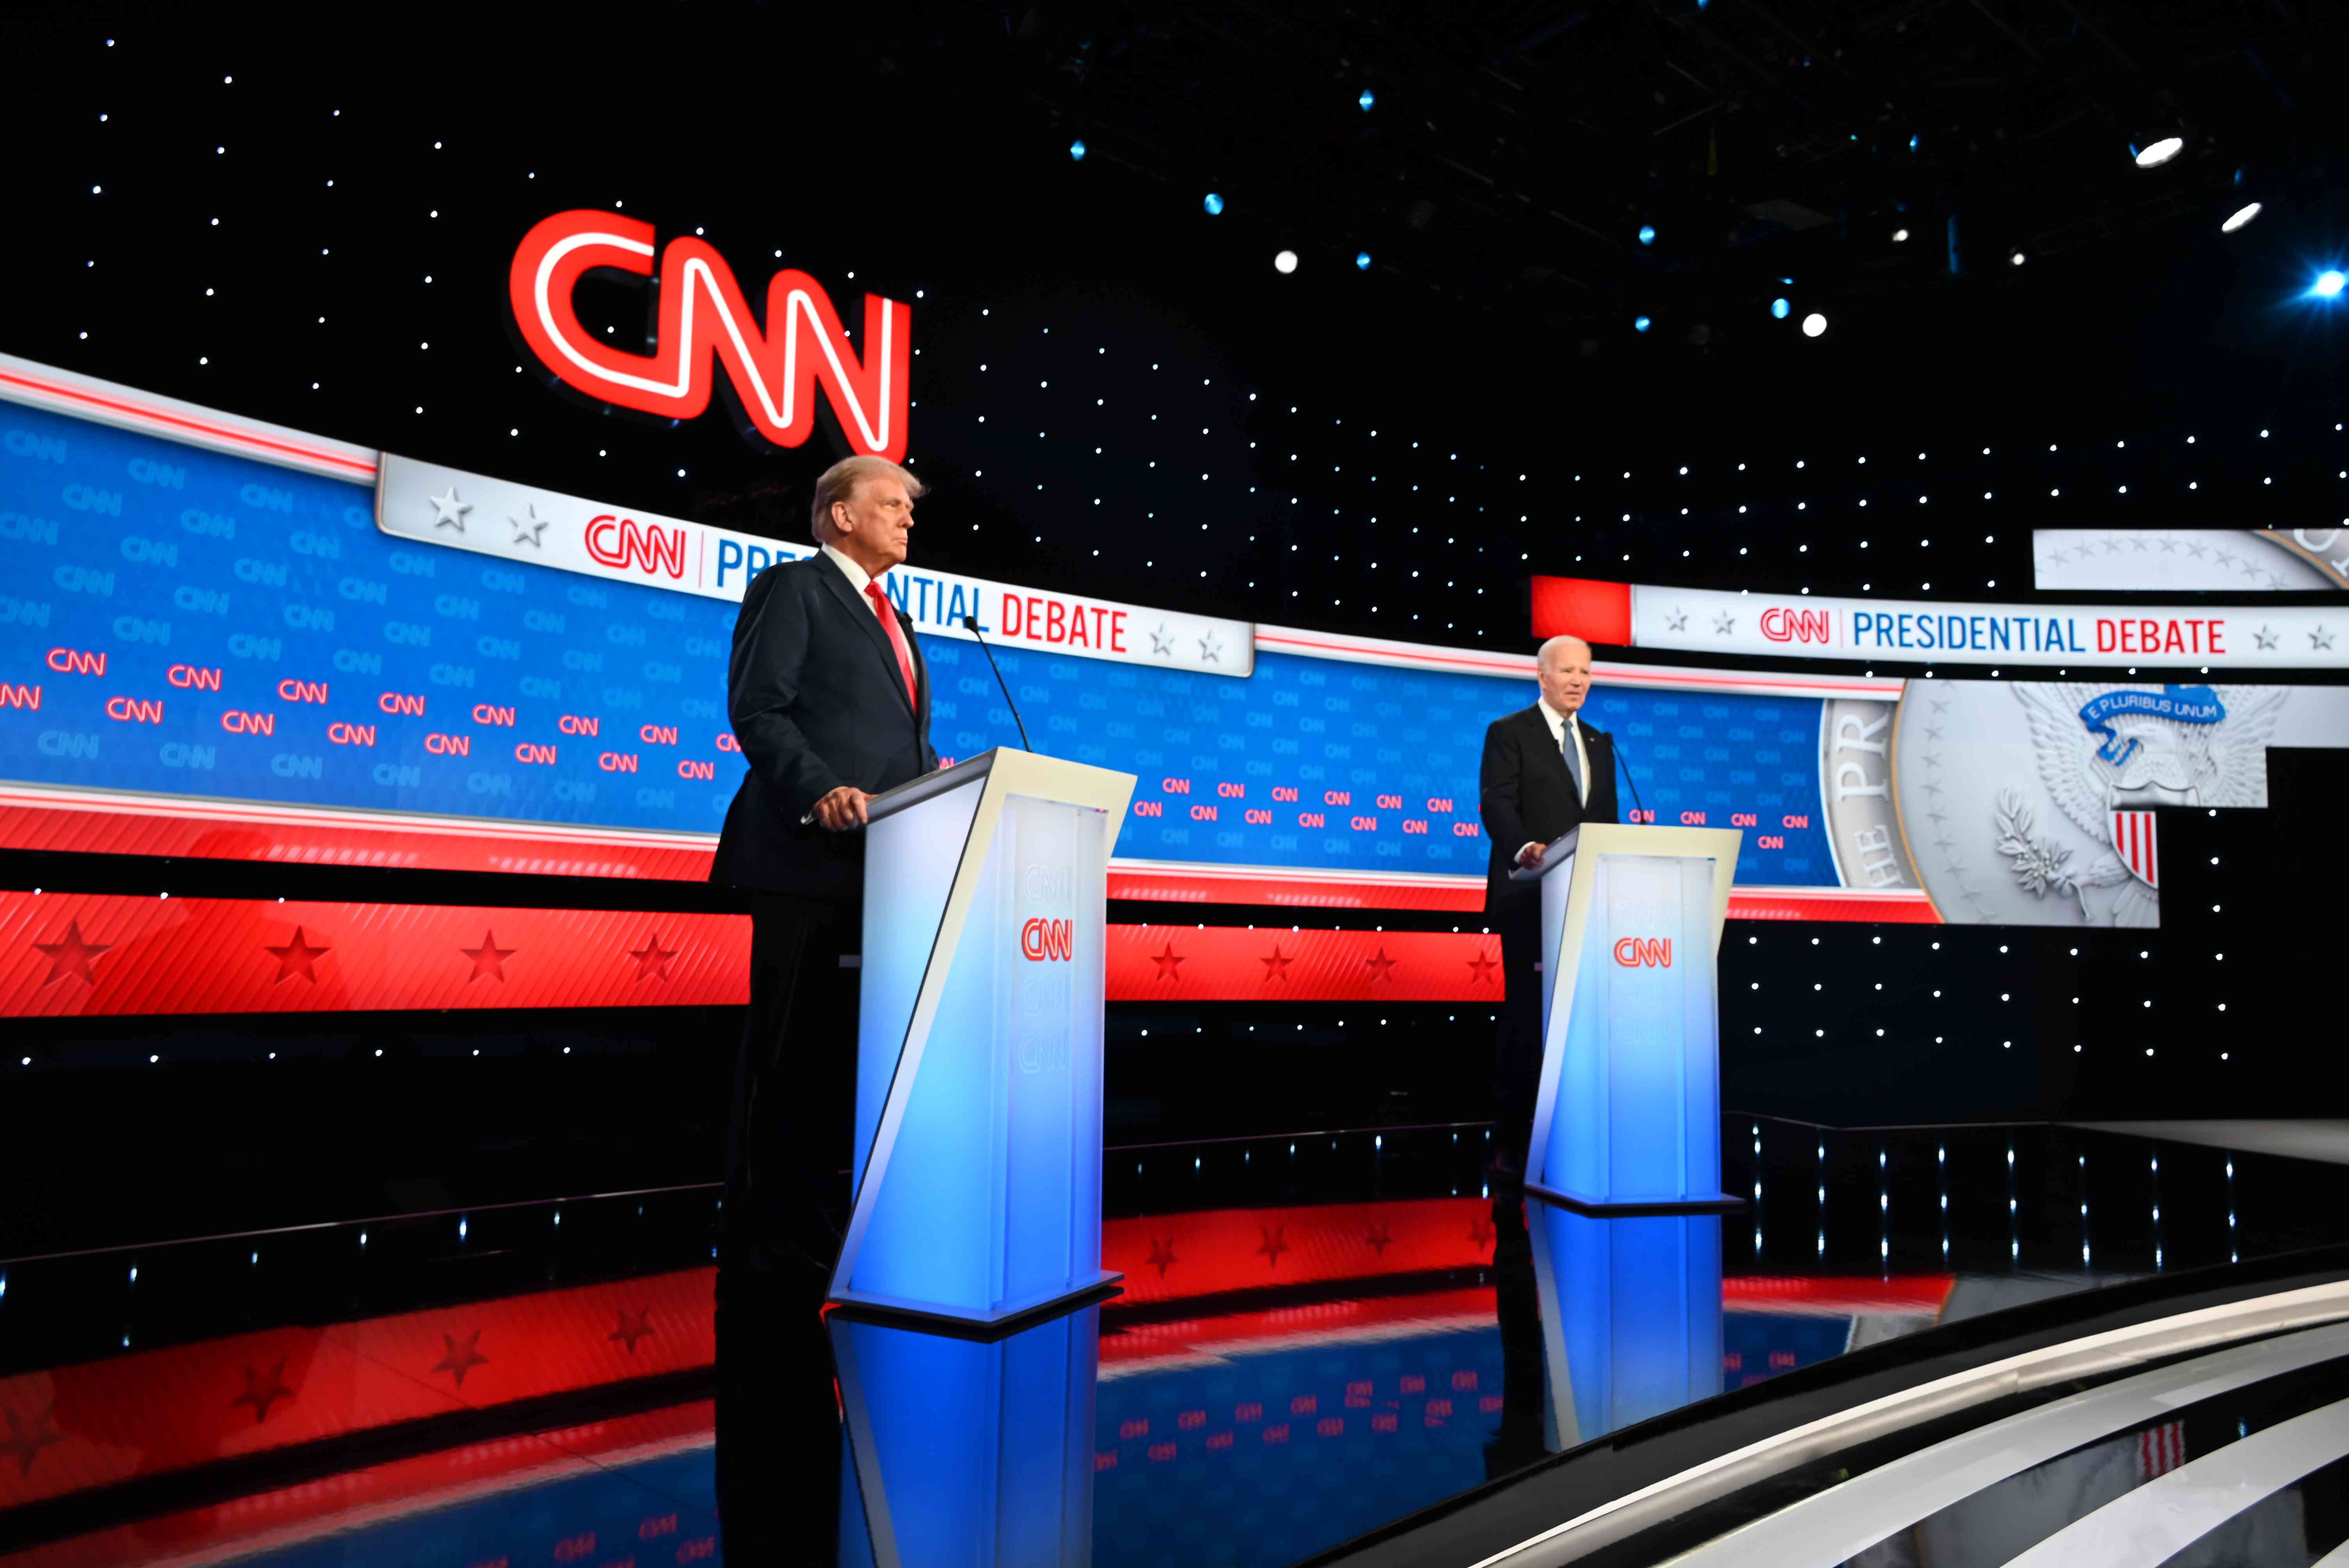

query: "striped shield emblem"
left=2111, top=809, right=2159, bottom=889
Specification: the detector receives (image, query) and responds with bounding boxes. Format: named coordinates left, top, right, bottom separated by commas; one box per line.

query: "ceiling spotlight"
left=2220, top=201, right=2262, bottom=233
left=1358, top=89, right=1376, bottom=111
left=2315, top=270, right=2348, bottom=299
left=1274, top=249, right=1298, bottom=274
left=1801, top=312, right=1828, bottom=338
left=1634, top=315, right=1652, bottom=333
left=1355, top=251, right=1372, bottom=270
left=1772, top=297, right=1790, bottom=319
left=2132, top=135, right=2185, bottom=169
left=1892, top=227, right=1911, bottom=242
left=1203, top=192, right=1224, bottom=215
left=1068, top=140, right=1087, bottom=161
left=2010, top=249, right=2027, bottom=267
left=1638, top=225, right=1656, bottom=246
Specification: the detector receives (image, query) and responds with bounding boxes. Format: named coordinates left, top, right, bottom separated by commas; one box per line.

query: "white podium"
left=1513, top=823, right=1744, bottom=1215
left=828, top=748, right=1137, bottom=1328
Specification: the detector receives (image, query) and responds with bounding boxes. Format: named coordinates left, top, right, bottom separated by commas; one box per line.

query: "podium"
left=1512, top=823, right=1743, bottom=1215
left=828, top=748, right=1137, bottom=1329
left=1527, top=1205, right=1723, bottom=1450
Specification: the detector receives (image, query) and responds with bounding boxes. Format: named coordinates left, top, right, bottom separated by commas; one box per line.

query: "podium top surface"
left=865, top=748, right=1139, bottom=825
left=1508, top=821, right=1745, bottom=880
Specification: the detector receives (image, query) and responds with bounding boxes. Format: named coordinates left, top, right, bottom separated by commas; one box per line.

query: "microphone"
left=1610, top=733, right=1651, bottom=824
left=963, top=614, right=1034, bottom=754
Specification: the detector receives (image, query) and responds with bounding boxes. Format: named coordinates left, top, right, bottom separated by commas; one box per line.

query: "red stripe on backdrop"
left=0, top=797, right=720, bottom=880
left=1527, top=577, right=1636, bottom=646
left=0, top=892, right=749, bottom=1016
left=1110, top=925, right=1506, bottom=1003
left=3, top=1402, right=716, bottom=1568
left=0, top=1267, right=717, bottom=1511
left=1102, top=1197, right=1499, bottom=1305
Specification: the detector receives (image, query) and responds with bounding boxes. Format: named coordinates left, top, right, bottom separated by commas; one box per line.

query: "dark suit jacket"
left=1478, top=703, right=1619, bottom=915
left=711, top=554, right=937, bottom=896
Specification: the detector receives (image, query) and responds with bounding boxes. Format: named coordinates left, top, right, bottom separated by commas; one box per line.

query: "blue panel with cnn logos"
left=0, top=400, right=1837, bottom=884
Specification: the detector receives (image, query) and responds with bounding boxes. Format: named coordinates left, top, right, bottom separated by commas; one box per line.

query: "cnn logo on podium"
left=1021, top=918, right=1074, bottom=962
left=1613, top=937, right=1673, bottom=969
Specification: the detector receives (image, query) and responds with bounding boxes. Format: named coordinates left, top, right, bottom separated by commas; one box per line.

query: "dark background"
left=2, top=0, right=2343, bottom=1258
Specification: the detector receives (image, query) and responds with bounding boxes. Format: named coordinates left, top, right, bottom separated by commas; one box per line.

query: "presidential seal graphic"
left=1889, top=681, right=2295, bottom=927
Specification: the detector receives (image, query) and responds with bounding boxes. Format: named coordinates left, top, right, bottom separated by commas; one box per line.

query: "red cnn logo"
left=509, top=210, right=911, bottom=461
left=1613, top=937, right=1673, bottom=968
left=585, top=513, right=687, bottom=580
left=1759, top=606, right=1832, bottom=645
left=1021, top=918, right=1073, bottom=962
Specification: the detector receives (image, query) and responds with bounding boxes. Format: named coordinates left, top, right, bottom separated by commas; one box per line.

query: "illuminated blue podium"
left=1514, top=823, right=1744, bottom=1215
left=832, top=1306, right=1099, bottom=1566
left=829, top=749, right=1137, bottom=1328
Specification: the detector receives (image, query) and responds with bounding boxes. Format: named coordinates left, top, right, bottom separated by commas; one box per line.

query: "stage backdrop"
left=21, top=356, right=2340, bottom=933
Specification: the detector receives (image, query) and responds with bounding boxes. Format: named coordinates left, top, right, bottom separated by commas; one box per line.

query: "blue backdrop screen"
left=0, top=401, right=1834, bottom=883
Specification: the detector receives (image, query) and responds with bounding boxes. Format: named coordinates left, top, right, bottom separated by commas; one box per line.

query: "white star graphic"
left=1665, top=607, right=1689, bottom=632
left=509, top=503, right=549, bottom=547
left=1198, top=631, right=1223, bottom=663
left=2313, top=625, right=2337, bottom=651
left=428, top=486, right=472, bottom=531
left=1150, top=624, right=1176, bottom=656
left=1713, top=612, right=1736, bottom=636
left=2255, top=625, right=2279, bottom=650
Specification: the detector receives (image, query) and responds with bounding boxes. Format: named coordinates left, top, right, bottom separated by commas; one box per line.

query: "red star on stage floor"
left=1364, top=1222, right=1395, bottom=1256
left=1261, top=944, right=1292, bottom=981
left=1146, top=1238, right=1179, bottom=1276
left=1465, top=948, right=1499, bottom=984
left=32, top=919, right=110, bottom=986
left=629, top=933, right=677, bottom=980
left=1, top=1400, right=63, bottom=1477
left=1151, top=943, right=1185, bottom=981
left=1364, top=947, right=1397, bottom=982
left=1256, top=1224, right=1290, bottom=1268
left=431, top=1329, right=489, bottom=1388
left=230, top=1359, right=295, bottom=1424
left=608, top=1308, right=656, bottom=1354
left=459, top=930, right=516, bottom=983
left=264, top=926, right=330, bottom=984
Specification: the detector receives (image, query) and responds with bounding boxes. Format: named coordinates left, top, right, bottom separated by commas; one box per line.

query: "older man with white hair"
left=713, top=454, right=937, bottom=1292
left=1478, top=634, right=1620, bottom=1181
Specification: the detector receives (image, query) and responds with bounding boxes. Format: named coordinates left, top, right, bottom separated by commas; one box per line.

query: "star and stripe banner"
left=2, top=897, right=1513, bottom=1016
left=1109, top=923, right=1503, bottom=1003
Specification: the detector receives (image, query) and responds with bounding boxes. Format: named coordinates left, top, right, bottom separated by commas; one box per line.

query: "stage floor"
left=5, top=1118, right=2349, bottom=1566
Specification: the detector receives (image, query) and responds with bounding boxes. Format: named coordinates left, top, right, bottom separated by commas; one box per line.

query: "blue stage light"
left=1638, top=225, right=1656, bottom=245
left=1203, top=192, right=1224, bottom=215
left=1634, top=315, right=1652, bottom=333
left=1359, top=89, right=1376, bottom=111
left=1069, top=140, right=1086, bottom=161
left=1355, top=251, right=1371, bottom=270
left=2314, top=270, right=2347, bottom=299
left=1772, top=298, right=1790, bottom=319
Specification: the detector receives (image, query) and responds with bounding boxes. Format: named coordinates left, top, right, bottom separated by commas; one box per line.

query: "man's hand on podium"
left=811, top=786, right=873, bottom=832
left=1515, top=840, right=1546, bottom=870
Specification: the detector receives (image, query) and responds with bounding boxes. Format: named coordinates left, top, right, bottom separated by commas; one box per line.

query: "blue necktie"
left=1560, top=718, right=1583, bottom=804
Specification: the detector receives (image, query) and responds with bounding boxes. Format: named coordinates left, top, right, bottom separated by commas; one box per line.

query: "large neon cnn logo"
left=508, top=210, right=912, bottom=461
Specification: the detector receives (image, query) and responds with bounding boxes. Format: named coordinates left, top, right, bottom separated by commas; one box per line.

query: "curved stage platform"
left=4, top=1117, right=2349, bottom=1566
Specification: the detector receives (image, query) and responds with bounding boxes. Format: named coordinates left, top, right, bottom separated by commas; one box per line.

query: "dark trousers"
left=722, top=891, right=862, bottom=1290
left=1494, top=900, right=1544, bottom=1174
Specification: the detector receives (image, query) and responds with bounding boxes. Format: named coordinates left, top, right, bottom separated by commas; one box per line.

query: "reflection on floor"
left=4, top=1118, right=2348, bottom=1567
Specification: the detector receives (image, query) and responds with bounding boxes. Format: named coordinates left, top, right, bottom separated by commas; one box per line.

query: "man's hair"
left=1538, top=634, right=1592, bottom=672
left=810, top=456, right=925, bottom=543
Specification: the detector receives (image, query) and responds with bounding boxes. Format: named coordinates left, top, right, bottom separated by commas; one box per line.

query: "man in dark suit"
left=712, top=455, right=936, bottom=1292
left=1478, top=634, right=1619, bottom=1179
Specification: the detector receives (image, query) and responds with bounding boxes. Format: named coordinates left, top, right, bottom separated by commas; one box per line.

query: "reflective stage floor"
left=5, top=1116, right=2349, bottom=1567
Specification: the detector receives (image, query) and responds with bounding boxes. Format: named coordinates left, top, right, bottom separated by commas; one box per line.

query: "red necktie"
left=865, top=579, right=918, bottom=707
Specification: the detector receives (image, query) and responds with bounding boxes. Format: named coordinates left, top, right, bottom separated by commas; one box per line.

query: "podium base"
left=826, top=1270, right=1125, bottom=1342
left=1526, top=1183, right=1746, bottom=1218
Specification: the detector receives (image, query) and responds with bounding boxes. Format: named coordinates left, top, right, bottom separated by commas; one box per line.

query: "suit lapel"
left=814, top=559, right=916, bottom=719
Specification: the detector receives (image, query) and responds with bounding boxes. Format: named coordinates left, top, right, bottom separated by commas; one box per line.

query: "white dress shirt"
left=1518, top=699, right=1590, bottom=864
left=821, top=541, right=874, bottom=594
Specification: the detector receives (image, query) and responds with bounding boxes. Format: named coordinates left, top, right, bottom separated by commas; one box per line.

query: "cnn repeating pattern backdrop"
left=0, top=400, right=1837, bottom=884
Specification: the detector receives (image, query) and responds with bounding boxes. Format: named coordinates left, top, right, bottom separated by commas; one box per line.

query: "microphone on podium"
left=1612, top=734, right=1651, bottom=823
left=962, top=615, right=1035, bottom=754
